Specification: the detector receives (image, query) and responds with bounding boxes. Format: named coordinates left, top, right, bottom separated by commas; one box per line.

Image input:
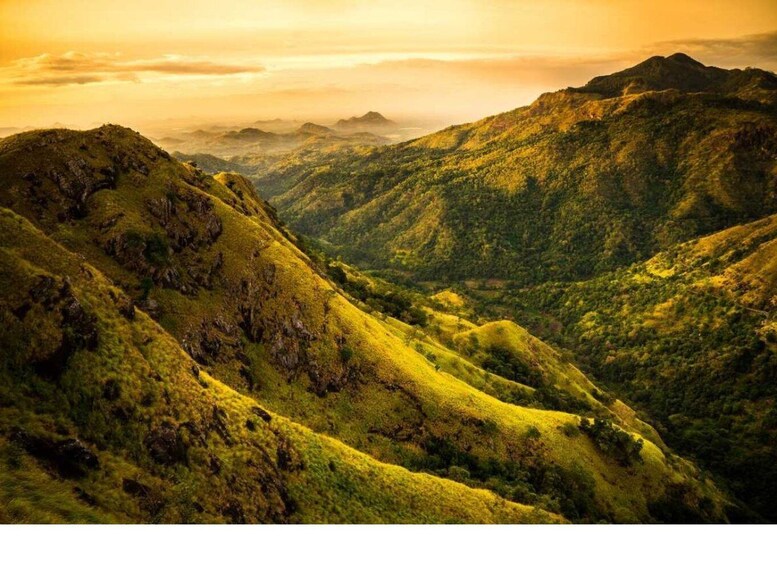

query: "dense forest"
left=465, top=215, right=777, bottom=520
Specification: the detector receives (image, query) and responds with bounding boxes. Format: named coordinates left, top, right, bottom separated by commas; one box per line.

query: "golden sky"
left=1, top=0, right=776, bottom=129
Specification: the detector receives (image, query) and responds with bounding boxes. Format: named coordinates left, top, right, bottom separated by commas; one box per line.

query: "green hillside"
left=472, top=215, right=777, bottom=520
left=0, top=125, right=728, bottom=522
left=256, top=54, right=777, bottom=283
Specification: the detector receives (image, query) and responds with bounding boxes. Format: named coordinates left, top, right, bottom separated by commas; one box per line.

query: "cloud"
left=7, top=52, right=265, bottom=86
left=16, top=74, right=108, bottom=86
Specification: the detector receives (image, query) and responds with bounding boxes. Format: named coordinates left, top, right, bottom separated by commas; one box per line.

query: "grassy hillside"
left=256, top=54, right=777, bottom=283
left=474, top=215, right=777, bottom=520
left=0, top=208, right=560, bottom=524
left=0, top=125, right=728, bottom=522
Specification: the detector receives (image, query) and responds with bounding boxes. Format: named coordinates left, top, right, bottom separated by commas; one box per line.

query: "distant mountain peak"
left=574, top=53, right=735, bottom=98
left=666, top=52, right=704, bottom=66
left=296, top=122, right=334, bottom=136
left=334, top=111, right=395, bottom=130
left=220, top=127, right=276, bottom=141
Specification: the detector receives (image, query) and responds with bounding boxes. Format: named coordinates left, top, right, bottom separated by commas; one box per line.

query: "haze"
left=1, top=0, right=776, bottom=131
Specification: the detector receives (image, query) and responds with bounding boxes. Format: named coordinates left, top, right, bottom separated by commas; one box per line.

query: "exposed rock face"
left=210, top=406, right=234, bottom=446
left=11, top=431, right=99, bottom=478
left=251, top=406, right=272, bottom=422
left=145, top=184, right=223, bottom=252
left=182, top=315, right=238, bottom=366
left=10, top=275, right=99, bottom=380
left=102, top=185, right=225, bottom=295
left=144, top=423, right=188, bottom=466
left=45, top=159, right=117, bottom=219
left=235, top=269, right=360, bottom=396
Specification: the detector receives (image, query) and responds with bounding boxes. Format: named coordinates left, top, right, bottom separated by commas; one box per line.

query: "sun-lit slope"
left=373, top=308, right=666, bottom=451
left=490, top=214, right=777, bottom=520
left=667, top=214, right=777, bottom=311
left=0, top=125, right=728, bottom=522
left=0, top=208, right=563, bottom=524
left=450, top=321, right=665, bottom=446
left=257, top=54, right=777, bottom=283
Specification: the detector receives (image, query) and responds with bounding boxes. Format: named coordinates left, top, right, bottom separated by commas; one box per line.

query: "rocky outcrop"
left=144, top=422, right=188, bottom=466
left=10, top=275, right=99, bottom=380
left=11, top=430, right=99, bottom=478
left=145, top=184, right=223, bottom=252
left=182, top=314, right=238, bottom=366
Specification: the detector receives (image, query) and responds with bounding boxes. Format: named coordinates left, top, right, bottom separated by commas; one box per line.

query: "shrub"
left=327, top=264, right=348, bottom=285
left=560, top=422, right=580, bottom=437
left=447, top=465, right=471, bottom=482
left=481, top=345, right=543, bottom=388
left=525, top=426, right=542, bottom=440
left=339, top=345, right=354, bottom=364
left=579, top=418, right=643, bottom=466
left=143, top=232, right=170, bottom=266
left=592, top=388, right=615, bottom=405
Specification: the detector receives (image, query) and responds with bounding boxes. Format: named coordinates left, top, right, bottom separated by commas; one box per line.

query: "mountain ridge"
left=0, top=124, right=729, bottom=523
left=241, top=54, right=777, bottom=520
left=255, top=54, right=777, bottom=282
left=573, top=53, right=777, bottom=99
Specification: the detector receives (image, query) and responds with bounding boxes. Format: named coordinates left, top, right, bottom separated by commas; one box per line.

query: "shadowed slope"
left=484, top=214, right=777, bottom=520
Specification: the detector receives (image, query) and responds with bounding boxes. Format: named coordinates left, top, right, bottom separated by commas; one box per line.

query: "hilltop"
left=575, top=53, right=777, bottom=101
left=334, top=111, right=396, bottom=131
left=0, top=125, right=728, bottom=523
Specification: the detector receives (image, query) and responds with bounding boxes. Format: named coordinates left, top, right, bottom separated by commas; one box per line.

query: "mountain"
left=172, top=131, right=387, bottom=192
left=296, top=122, right=335, bottom=136
left=170, top=152, right=255, bottom=177
left=257, top=54, right=777, bottom=282
left=576, top=53, right=777, bottom=101
left=0, top=127, right=21, bottom=139
left=155, top=122, right=388, bottom=160
left=220, top=127, right=279, bottom=142
left=0, top=207, right=560, bottom=524
left=0, top=125, right=727, bottom=523
left=334, top=111, right=396, bottom=131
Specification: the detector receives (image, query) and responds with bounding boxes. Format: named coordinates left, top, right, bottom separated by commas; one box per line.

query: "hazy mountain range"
left=0, top=54, right=774, bottom=523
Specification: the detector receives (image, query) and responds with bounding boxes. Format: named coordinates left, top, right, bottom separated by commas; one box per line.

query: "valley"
left=1, top=53, right=774, bottom=524
left=0, top=123, right=730, bottom=523
left=203, top=54, right=777, bottom=521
